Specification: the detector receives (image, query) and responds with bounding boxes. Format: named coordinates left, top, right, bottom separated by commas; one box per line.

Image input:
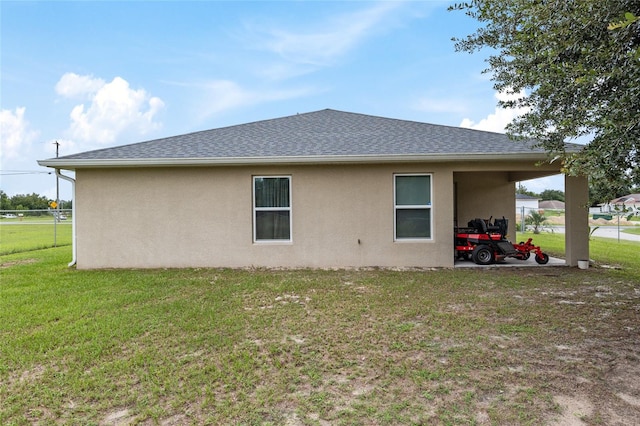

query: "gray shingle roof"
left=39, top=109, right=582, bottom=167
left=516, top=193, right=540, bottom=200
left=539, top=200, right=565, bottom=209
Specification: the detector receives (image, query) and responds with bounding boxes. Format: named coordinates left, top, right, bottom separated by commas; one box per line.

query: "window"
left=253, top=176, right=292, bottom=242
left=394, top=174, right=432, bottom=240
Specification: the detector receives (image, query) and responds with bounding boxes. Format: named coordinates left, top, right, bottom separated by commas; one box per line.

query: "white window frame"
left=393, top=173, right=433, bottom=241
left=253, top=175, right=292, bottom=243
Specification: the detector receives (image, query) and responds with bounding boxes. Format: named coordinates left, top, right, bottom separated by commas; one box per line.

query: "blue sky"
left=1, top=0, right=564, bottom=201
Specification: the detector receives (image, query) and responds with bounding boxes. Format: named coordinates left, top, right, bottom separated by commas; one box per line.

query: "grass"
left=0, top=222, right=72, bottom=255
left=2, top=238, right=640, bottom=424
left=518, top=231, right=640, bottom=275
left=539, top=209, right=564, bottom=217
left=623, top=227, right=640, bottom=235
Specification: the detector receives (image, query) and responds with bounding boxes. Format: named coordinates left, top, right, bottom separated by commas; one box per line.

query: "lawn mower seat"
left=468, top=218, right=488, bottom=234
left=493, top=217, right=508, bottom=238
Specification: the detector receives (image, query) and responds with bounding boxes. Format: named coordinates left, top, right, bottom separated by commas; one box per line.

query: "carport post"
left=564, top=175, right=589, bottom=266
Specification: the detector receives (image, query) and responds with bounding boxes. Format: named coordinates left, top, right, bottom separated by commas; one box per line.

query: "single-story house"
left=610, top=193, right=640, bottom=205
left=515, top=193, right=540, bottom=212
left=607, top=194, right=640, bottom=215
left=593, top=194, right=640, bottom=215
left=38, top=109, right=589, bottom=269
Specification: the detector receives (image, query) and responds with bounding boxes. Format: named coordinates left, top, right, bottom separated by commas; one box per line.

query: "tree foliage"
left=516, top=183, right=537, bottom=197
left=539, top=189, right=565, bottom=202
left=6, top=192, right=50, bottom=211
left=0, top=190, right=10, bottom=210
left=450, top=1, right=640, bottom=203
left=0, top=190, right=72, bottom=211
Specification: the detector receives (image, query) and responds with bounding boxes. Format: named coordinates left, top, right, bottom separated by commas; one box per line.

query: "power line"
left=0, top=170, right=53, bottom=176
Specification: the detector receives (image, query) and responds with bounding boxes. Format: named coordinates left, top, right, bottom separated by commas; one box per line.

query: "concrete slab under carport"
left=454, top=255, right=566, bottom=268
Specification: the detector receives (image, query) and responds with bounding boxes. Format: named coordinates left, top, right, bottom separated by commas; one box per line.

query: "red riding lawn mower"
left=455, top=217, right=550, bottom=265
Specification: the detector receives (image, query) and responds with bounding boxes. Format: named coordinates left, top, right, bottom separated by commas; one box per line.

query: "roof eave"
left=38, top=152, right=557, bottom=170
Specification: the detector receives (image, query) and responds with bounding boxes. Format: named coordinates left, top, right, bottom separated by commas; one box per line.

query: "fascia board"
left=38, top=152, right=554, bottom=170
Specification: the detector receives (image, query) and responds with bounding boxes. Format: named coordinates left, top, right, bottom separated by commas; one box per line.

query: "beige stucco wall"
left=74, top=161, right=565, bottom=269
left=75, top=164, right=455, bottom=269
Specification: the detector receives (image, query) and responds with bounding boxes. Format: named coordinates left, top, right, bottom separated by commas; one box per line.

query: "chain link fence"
left=0, top=209, right=73, bottom=255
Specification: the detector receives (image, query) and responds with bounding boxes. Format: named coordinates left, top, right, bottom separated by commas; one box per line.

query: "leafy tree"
left=0, top=190, right=11, bottom=210
left=1, top=191, right=72, bottom=212
left=589, top=179, right=633, bottom=205
left=450, top=1, right=640, bottom=199
left=539, top=189, right=565, bottom=202
left=9, top=193, right=50, bottom=211
left=516, top=183, right=537, bottom=197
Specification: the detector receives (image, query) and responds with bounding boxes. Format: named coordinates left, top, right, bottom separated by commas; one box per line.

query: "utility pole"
left=54, top=141, right=60, bottom=247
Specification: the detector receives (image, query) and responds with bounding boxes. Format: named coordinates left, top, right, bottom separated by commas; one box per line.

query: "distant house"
left=611, top=194, right=639, bottom=208
left=597, top=193, right=640, bottom=215
left=516, top=193, right=540, bottom=213
left=539, top=200, right=565, bottom=210
left=38, top=109, right=589, bottom=269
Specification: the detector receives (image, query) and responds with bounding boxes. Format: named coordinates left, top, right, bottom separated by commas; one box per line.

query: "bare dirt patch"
left=551, top=395, right=593, bottom=425
left=0, top=258, right=37, bottom=268
left=102, top=408, right=134, bottom=425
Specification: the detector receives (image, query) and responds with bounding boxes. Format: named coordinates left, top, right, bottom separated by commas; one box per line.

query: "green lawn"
left=518, top=231, right=640, bottom=271
left=623, top=227, right=640, bottom=235
left=0, top=223, right=72, bottom=255
left=1, top=237, right=639, bottom=424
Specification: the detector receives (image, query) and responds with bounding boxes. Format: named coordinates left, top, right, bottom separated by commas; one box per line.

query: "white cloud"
left=57, top=74, right=164, bottom=145
left=413, top=97, right=471, bottom=115
left=460, top=90, right=529, bottom=133
left=256, top=62, right=317, bottom=82
left=55, top=72, right=105, bottom=99
left=198, top=79, right=317, bottom=119
left=524, top=175, right=565, bottom=192
left=253, top=2, right=402, bottom=67
left=202, top=80, right=255, bottom=114
left=0, top=107, right=39, bottom=161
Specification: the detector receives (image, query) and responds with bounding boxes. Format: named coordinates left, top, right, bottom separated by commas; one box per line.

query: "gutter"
left=37, top=152, right=556, bottom=169
left=55, top=169, right=77, bottom=267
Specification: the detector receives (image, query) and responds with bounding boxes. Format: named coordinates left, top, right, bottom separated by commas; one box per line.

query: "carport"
left=453, top=167, right=589, bottom=267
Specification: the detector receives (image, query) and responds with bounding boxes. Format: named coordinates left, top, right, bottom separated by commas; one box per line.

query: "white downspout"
left=55, top=169, right=77, bottom=267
